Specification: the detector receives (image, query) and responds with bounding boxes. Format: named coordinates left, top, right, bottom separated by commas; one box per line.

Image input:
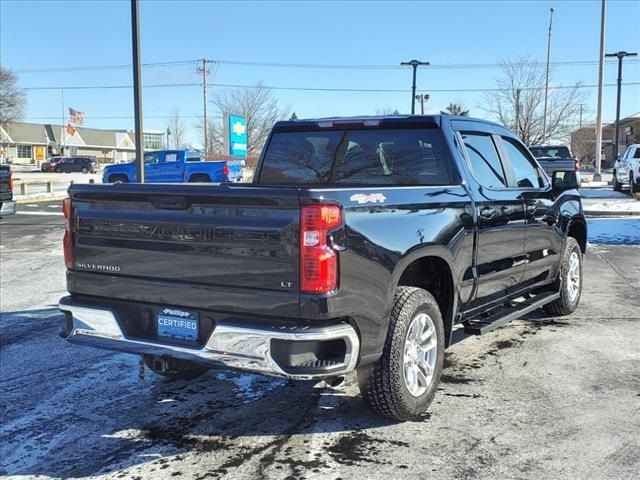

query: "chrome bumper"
left=0, top=200, right=16, bottom=216
left=59, top=302, right=360, bottom=380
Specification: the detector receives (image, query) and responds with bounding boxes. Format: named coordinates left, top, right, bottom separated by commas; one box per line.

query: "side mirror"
left=551, top=170, right=580, bottom=191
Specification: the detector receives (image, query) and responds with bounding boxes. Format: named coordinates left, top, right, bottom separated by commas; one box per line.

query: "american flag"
left=68, top=108, right=85, bottom=125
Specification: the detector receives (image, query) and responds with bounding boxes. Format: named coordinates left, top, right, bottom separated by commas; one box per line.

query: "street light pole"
left=130, top=0, right=144, bottom=183
left=401, top=60, right=430, bottom=114
left=415, top=94, right=430, bottom=115
left=593, top=0, right=606, bottom=182
left=605, top=50, right=638, bottom=160
left=542, top=7, right=555, bottom=144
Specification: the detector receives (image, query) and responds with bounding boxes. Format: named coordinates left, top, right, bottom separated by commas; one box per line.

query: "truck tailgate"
left=69, top=183, right=300, bottom=295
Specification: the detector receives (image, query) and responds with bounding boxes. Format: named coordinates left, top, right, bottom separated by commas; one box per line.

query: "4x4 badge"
left=350, top=193, right=386, bottom=204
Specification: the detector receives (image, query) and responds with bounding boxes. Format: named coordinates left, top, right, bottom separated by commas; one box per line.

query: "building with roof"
left=0, top=122, right=166, bottom=165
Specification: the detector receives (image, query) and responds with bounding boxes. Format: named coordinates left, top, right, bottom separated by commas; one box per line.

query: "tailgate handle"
left=150, top=197, right=190, bottom=210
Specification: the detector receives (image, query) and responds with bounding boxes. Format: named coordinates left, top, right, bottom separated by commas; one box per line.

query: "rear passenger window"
left=461, top=133, right=506, bottom=188
left=258, top=128, right=454, bottom=186
left=501, top=138, right=541, bottom=188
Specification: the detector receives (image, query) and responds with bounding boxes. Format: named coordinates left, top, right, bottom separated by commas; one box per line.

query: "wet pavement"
left=1, top=204, right=639, bottom=479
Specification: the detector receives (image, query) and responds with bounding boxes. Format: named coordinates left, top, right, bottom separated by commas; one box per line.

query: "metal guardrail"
left=14, top=180, right=74, bottom=196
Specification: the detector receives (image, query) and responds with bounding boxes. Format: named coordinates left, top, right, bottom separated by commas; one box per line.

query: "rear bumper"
left=58, top=297, right=360, bottom=380
left=0, top=200, right=16, bottom=216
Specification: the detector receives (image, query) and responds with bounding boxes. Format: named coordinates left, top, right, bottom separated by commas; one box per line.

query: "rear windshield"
left=529, top=146, right=572, bottom=159
left=257, top=128, right=454, bottom=186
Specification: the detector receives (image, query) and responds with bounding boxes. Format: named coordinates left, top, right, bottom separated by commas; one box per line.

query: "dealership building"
left=0, top=121, right=165, bottom=165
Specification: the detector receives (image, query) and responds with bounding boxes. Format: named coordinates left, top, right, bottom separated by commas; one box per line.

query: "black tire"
left=189, top=174, right=210, bottom=183
left=631, top=175, right=640, bottom=201
left=357, top=286, right=445, bottom=422
left=613, top=171, right=622, bottom=192
left=54, top=166, right=62, bottom=173
left=544, top=237, right=583, bottom=316
left=81, top=167, right=89, bottom=174
left=109, top=175, right=128, bottom=183
left=143, top=355, right=209, bottom=380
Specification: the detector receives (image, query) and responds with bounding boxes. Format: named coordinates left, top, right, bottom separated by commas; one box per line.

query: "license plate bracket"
left=157, top=307, right=199, bottom=343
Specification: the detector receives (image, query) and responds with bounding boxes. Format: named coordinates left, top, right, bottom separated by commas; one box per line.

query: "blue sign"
left=228, top=114, right=247, bottom=158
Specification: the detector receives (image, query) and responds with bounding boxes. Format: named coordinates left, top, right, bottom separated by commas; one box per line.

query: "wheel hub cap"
left=566, top=251, right=580, bottom=302
left=403, top=313, right=437, bottom=397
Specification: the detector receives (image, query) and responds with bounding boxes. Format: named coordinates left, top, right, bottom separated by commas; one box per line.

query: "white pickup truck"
left=613, top=144, right=640, bottom=200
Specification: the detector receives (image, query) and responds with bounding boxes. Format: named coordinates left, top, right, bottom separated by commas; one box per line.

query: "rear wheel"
left=189, top=174, right=210, bottom=183
left=613, top=170, right=622, bottom=191
left=54, top=166, right=62, bottom=173
left=358, top=286, right=444, bottom=421
left=544, top=237, right=582, bottom=316
left=631, top=175, right=640, bottom=201
left=143, top=355, right=209, bottom=380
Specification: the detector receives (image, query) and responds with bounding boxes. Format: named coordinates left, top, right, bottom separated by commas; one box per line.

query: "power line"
left=13, top=58, right=640, bottom=74
left=21, top=81, right=640, bottom=93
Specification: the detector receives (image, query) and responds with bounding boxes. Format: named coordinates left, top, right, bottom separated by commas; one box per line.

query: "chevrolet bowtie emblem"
left=232, top=122, right=246, bottom=135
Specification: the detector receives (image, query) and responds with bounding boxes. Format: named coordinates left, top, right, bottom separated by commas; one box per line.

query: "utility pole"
left=197, top=59, right=210, bottom=155
left=605, top=50, right=638, bottom=160
left=515, top=88, right=522, bottom=138
left=594, top=0, right=606, bottom=182
left=542, top=7, right=555, bottom=144
left=60, top=88, right=65, bottom=155
left=130, top=0, right=144, bottom=182
left=415, top=94, right=430, bottom=114
left=400, top=60, right=430, bottom=114
left=579, top=104, right=583, bottom=129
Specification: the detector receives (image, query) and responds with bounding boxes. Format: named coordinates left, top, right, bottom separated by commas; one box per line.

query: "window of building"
left=461, top=133, right=506, bottom=188
left=143, top=133, right=164, bottom=150
left=17, top=145, right=33, bottom=159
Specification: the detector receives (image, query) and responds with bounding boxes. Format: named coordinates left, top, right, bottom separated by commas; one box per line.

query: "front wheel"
left=143, top=355, right=209, bottom=380
left=81, top=167, right=89, bottom=174
left=358, top=287, right=445, bottom=422
left=544, top=237, right=583, bottom=316
left=613, top=171, right=622, bottom=192
left=54, top=167, right=61, bottom=173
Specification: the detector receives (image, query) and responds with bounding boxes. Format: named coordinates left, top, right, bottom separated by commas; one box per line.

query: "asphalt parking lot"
left=1, top=202, right=639, bottom=479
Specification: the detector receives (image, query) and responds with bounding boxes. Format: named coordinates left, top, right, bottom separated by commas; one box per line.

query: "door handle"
left=479, top=207, right=496, bottom=219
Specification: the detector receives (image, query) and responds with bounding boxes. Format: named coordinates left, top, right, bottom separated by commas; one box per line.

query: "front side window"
left=501, top=138, right=541, bottom=188
left=461, top=133, right=506, bottom=188
left=258, top=128, right=454, bottom=186
left=144, top=152, right=160, bottom=164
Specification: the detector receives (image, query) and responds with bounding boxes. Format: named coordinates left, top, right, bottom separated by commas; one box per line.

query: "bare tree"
left=481, top=57, right=586, bottom=145
left=571, top=126, right=597, bottom=164
left=375, top=107, right=400, bottom=115
left=0, top=67, right=26, bottom=127
left=167, top=108, right=186, bottom=149
left=201, top=83, right=289, bottom=155
left=442, top=102, right=469, bottom=116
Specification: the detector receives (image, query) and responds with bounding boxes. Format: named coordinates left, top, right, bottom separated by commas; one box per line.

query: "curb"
left=584, top=210, right=640, bottom=217
left=16, top=194, right=68, bottom=205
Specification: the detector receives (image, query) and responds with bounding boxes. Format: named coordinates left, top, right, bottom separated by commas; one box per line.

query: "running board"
left=463, top=292, right=560, bottom=335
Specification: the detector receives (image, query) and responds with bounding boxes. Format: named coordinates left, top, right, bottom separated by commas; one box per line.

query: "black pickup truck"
left=59, top=115, right=585, bottom=421
left=0, top=165, right=17, bottom=217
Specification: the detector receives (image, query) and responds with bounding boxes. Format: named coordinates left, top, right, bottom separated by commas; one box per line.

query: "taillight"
left=8, top=170, right=12, bottom=193
left=300, top=205, right=342, bottom=294
left=575, top=159, right=580, bottom=171
left=62, top=198, right=74, bottom=269
left=223, top=163, right=230, bottom=176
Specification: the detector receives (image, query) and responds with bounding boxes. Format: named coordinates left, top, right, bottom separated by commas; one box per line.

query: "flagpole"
left=61, top=88, right=65, bottom=155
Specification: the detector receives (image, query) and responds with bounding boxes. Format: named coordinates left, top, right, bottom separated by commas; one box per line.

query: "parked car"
left=59, top=115, right=585, bottom=421
left=612, top=144, right=640, bottom=199
left=41, top=157, right=63, bottom=172
left=45, top=156, right=97, bottom=174
left=0, top=165, right=16, bottom=216
left=529, top=144, right=581, bottom=187
left=102, top=150, right=242, bottom=183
